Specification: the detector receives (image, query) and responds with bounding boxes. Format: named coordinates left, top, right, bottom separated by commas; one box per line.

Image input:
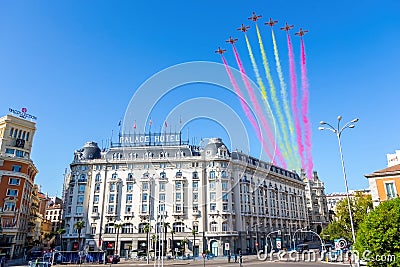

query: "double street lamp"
left=318, top=116, right=359, bottom=245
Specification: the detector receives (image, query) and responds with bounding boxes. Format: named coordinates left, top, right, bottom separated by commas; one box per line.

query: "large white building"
left=62, top=134, right=309, bottom=257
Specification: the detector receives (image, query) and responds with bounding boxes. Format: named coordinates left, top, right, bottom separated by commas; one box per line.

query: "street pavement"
left=7, top=255, right=353, bottom=267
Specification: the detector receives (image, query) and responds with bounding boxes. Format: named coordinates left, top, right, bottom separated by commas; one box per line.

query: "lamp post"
left=318, top=116, right=358, bottom=245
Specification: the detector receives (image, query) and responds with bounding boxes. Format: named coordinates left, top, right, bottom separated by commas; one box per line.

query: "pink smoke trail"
left=300, top=38, right=313, bottom=179
left=287, top=33, right=306, bottom=174
left=221, top=56, right=274, bottom=161
left=231, top=46, right=286, bottom=168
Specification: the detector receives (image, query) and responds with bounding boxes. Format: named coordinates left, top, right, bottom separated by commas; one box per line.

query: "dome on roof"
left=204, top=138, right=229, bottom=156
left=80, top=142, right=101, bottom=160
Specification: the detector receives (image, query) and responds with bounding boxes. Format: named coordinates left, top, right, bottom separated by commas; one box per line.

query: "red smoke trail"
left=300, top=38, right=313, bottom=179
left=287, top=34, right=306, bottom=173
left=231, top=46, right=286, bottom=168
left=221, top=55, right=275, bottom=161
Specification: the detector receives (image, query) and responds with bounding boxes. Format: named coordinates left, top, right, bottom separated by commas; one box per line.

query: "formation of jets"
left=216, top=13, right=308, bottom=54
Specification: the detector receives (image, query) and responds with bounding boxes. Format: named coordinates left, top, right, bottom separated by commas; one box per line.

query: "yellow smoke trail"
left=256, top=24, right=295, bottom=169
left=271, top=29, right=301, bottom=169
left=244, top=34, right=289, bottom=164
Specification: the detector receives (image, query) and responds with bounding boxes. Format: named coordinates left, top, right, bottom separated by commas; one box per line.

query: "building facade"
left=62, top=135, right=309, bottom=257
left=303, top=171, right=329, bottom=234
left=326, top=189, right=370, bottom=220
left=45, top=197, right=63, bottom=234
left=365, top=165, right=400, bottom=207
left=0, top=114, right=38, bottom=258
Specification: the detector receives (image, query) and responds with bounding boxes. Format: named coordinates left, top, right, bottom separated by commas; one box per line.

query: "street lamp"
left=319, top=116, right=358, bottom=245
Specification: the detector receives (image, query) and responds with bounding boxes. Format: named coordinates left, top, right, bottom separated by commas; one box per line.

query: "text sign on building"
left=9, top=107, right=37, bottom=120
left=118, top=132, right=186, bottom=146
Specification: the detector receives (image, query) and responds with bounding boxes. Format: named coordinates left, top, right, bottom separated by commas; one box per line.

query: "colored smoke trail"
left=287, top=33, right=306, bottom=173
left=256, top=24, right=294, bottom=169
left=300, top=38, right=313, bottom=178
left=221, top=55, right=274, bottom=161
left=271, top=29, right=300, bottom=169
left=244, top=33, right=289, bottom=165
left=232, top=46, right=286, bottom=168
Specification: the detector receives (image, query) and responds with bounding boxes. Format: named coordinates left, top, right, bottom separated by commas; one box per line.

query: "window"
left=77, top=195, right=84, bottom=204
left=222, top=222, right=228, bottom=231
left=173, top=222, right=185, bottom=232
left=5, top=149, right=14, bottom=155
left=4, top=202, right=15, bottom=211
left=92, top=206, right=98, bottom=213
left=159, top=193, right=165, bottom=202
left=108, top=205, right=115, bottom=213
left=9, top=128, right=13, bottom=137
left=192, top=171, right=198, bottom=179
left=160, top=171, right=166, bottom=179
left=193, top=204, right=199, bottom=211
left=223, top=203, right=228, bottom=211
left=112, top=173, right=118, bottom=180
left=175, top=204, right=182, bottom=212
left=210, top=222, right=218, bottom=232
left=210, top=203, right=216, bottom=211
left=6, top=189, right=18, bottom=196
left=209, top=181, right=216, bottom=190
left=12, top=165, right=22, bottom=172
left=222, top=182, right=228, bottom=191
left=175, top=192, right=181, bottom=201
left=209, top=171, right=216, bottom=179
left=9, top=178, right=20, bottom=186
left=159, top=182, right=165, bottom=191
left=110, top=183, right=116, bottom=192
left=193, top=193, right=198, bottom=202
left=109, top=194, right=115, bottom=203
left=221, top=171, right=227, bottom=178
left=175, top=181, right=182, bottom=189
left=76, top=206, right=83, bottom=214
left=79, top=174, right=86, bottom=182
left=126, top=194, right=133, bottom=203
left=142, top=182, right=149, bottom=190
left=193, top=181, right=198, bottom=190
left=126, top=205, right=132, bottom=213
left=142, top=193, right=148, bottom=202
left=160, top=163, right=166, bottom=169
left=15, top=150, right=23, bottom=157
left=127, top=182, right=133, bottom=191
left=95, top=174, right=101, bottom=182
left=385, top=182, right=397, bottom=199
left=78, top=185, right=85, bottom=193
left=210, top=192, right=216, bottom=201
left=159, top=204, right=165, bottom=212
left=141, top=204, right=148, bottom=213
left=95, top=183, right=101, bottom=192
left=222, top=193, right=228, bottom=201
left=26, top=132, right=30, bottom=141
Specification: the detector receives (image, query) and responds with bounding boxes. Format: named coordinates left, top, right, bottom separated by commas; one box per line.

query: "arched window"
left=122, top=223, right=134, bottom=234
left=95, top=173, right=101, bottom=182
left=160, top=172, right=166, bottom=179
left=138, top=223, right=148, bottom=234
left=105, top=223, right=115, bottom=234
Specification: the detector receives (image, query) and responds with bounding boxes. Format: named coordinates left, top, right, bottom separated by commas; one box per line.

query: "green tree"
left=170, top=229, right=175, bottom=258
left=143, top=223, right=151, bottom=263
left=74, top=221, right=86, bottom=250
left=322, top=192, right=373, bottom=243
left=163, top=222, right=170, bottom=255
left=355, top=197, right=400, bottom=267
left=56, top=228, right=66, bottom=251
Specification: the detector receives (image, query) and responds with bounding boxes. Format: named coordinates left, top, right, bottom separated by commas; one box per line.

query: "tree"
left=181, top=238, right=188, bottom=256
left=74, top=221, right=86, bottom=250
left=191, top=229, right=198, bottom=257
left=355, top=197, right=400, bottom=267
left=170, top=229, right=175, bottom=258
left=114, top=222, right=123, bottom=254
left=322, top=192, right=373, bottom=242
left=143, top=223, right=151, bottom=263
left=57, top=228, right=66, bottom=251
left=163, top=222, right=170, bottom=255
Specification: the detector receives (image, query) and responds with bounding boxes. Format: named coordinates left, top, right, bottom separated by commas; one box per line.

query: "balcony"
left=91, top=212, right=100, bottom=219
left=192, top=210, right=201, bottom=217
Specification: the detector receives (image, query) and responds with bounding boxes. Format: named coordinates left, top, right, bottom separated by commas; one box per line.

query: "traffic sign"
left=276, top=238, right=281, bottom=249
left=225, top=243, right=230, bottom=251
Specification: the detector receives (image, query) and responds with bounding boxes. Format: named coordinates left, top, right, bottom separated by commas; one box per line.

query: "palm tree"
left=114, top=222, right=123, bottom=255
left=163, top=222, right=170, bottom=255
left=191, top=229, right=198, bottom=258
left=170, top=229, right=175, bottom=258
left=74, top=221, right=86, bottom=251
left=181, top=238, right=188, bottom=256
left=143, top=223, right=151, bottom=264
left=57, top=228, right=66, bottom=251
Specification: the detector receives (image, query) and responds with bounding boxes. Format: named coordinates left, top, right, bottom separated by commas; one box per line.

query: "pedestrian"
left=227, top=251, right=231, bottom=263
left=234, top=253, right=237, bottom=263
left=0, top=256, right=5, bottom=267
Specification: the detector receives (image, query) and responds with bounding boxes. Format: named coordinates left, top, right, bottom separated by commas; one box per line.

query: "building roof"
left=365, top=164, right=400, bottom=178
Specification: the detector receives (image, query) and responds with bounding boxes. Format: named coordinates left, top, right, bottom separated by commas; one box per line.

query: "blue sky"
left=1, top=0, right=400, bottom=196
